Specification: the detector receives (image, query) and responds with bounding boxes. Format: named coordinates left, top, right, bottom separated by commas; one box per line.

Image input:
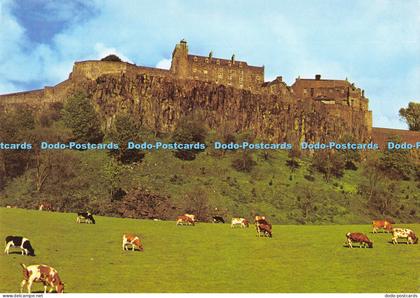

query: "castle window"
left=303, top=89, right=308, bottom=95
left=216, top=59, right=220, bottom=65
left=193, top=56, right=198, bottom=62
left=205, top=58, right=209, bottom=63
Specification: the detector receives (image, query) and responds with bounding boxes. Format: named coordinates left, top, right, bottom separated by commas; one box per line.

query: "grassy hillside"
left=2, top=149, right=419, bottom=224
left=1, top=208, right=419, bottom=293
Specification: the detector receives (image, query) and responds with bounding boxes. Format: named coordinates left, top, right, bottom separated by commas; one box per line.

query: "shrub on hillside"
left=116, top=187, right=175, bottom=219
left=172, top=114, right=207, bottom=160
left=232, top=151, right=256, bottom=172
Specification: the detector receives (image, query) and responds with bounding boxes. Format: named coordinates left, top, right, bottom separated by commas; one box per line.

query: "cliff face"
left=0, top=61, right=372, bottom=143
left=77, top=72, right=371, bottom=143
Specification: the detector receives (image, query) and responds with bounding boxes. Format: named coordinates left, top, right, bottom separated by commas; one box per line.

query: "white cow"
left=231, top=218, right=249, bottom=228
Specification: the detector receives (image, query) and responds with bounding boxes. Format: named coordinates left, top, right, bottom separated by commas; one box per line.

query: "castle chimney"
left=276, top=76, right=283, bottom=82
left=315, top=74, right=321, bottom=80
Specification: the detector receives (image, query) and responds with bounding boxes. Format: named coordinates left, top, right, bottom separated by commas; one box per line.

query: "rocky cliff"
left=0, top=62, right=372, bottom=143
left=76, top=72, right=371, bottom=143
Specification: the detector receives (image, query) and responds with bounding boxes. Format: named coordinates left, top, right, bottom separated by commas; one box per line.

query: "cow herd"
left=345, top=220, right=418, bottom=248
left=3, top=211, right=418, bottom=293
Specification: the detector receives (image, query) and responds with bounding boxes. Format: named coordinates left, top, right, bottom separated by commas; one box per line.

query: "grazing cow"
left=255, top=219, right=272, bottom=237
left=122, top=234, right=144, bottom=251
left=372, top=220, right=393, bottom=233
left=76, top=212, right=96, bottom=224
left=5, top=236, right=35, bottom=256
left=39, top=203, right=53, bottom=211
left=184, top=213, right=196, bottom=222
left=212, top=216, right=225, bottom=224
left=20, top=264, right=64, bottom=293
left=255, top=218, right=272, bottom=229
left=231, top=218, right=249, bottom=228
left=391, top=228, right=418, bottom=244
left=176, top=215, right=195, bottom=226
left=257, top=223, right=272, bottom=237
left=346, top=232, right=373, bottom=248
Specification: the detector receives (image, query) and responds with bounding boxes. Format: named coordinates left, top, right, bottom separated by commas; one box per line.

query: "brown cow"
left=20, top=264, right=64, bottom=293
left=176, top=215, right=195, bottom=226
left=346, top=232, right=373, bottom=248
left=372, top=220, right=393, bottom=233
left=122, top=234, right=144, bottom=251
left=257, top=223, right=272, bottom=237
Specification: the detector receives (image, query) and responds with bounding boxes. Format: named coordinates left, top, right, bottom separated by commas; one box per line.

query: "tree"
left=21, top=127, right=72, bottom=192
left=379, top=136, right=413, bottom=180
left=232, top=151, right=256, bottom=172
left=311, top=151, right=345, bottom=182
left=338, top=134, right=361, bottom=170
left=183, top=187, right=210, bottom=221
left=101, top=54, right=122, bottom=62
left=62, top=92, right=104, bottom=143
left=116, top=187, right=174, bottom=219
left=172, top=114, right=207, bottom=160
left=294, top=184, right=319, bottom=223
left=107, top=113, right=145, bottom=163
left=358, top=155, right=397, bottom=216
left=0, top=108, right=36, bottom=187
left=399, top=102, right=420, bottom=131
left=286, top=147, right=301, bottom=173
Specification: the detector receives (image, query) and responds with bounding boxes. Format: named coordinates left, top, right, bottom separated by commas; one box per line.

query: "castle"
left=0, top=40, right=416, bottom=146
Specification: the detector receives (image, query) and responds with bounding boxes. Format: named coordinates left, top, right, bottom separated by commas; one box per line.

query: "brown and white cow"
left=20, top=264, right=64, bottom=293
left=184, top=214, right=196, bottom=222
left=122, top=234, right=144, bottom=251
left=257, top=223, right=272, bottom=237
left=372, top=220, right=393, bottom=233
left=255, top=218, right=272, bottom=237
left=346, top=232, right=373, bottom=248
left=176, top=215, right=195, bottom=226
left=231, top=218, right=249, bottom=228
left=391, top=228, right=418, bottom=245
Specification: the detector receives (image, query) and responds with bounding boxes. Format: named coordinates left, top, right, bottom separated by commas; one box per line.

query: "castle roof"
left=187, top=54, right=264, bottom=71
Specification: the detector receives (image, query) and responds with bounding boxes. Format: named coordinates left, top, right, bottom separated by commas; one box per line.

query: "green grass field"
left=0, top=208, right=419, bottom=293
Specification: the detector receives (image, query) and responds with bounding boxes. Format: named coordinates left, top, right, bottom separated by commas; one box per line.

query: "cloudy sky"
left=0, top=0, right=419, bottom=129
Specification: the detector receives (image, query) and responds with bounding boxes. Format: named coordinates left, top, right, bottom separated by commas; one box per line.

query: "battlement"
left=171, top=40, right=264, bottom=91
left=71, top=60, right=170, bottom=81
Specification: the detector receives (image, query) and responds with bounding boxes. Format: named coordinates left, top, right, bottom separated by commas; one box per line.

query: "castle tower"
left=171, top=39, right=189, bottom=79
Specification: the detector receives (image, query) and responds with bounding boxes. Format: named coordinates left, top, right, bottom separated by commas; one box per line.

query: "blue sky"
left=0, top=0, right=419, bottom=129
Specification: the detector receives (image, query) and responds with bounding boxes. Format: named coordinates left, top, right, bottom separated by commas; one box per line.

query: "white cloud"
left=155, top=58, right=171, bottom=70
